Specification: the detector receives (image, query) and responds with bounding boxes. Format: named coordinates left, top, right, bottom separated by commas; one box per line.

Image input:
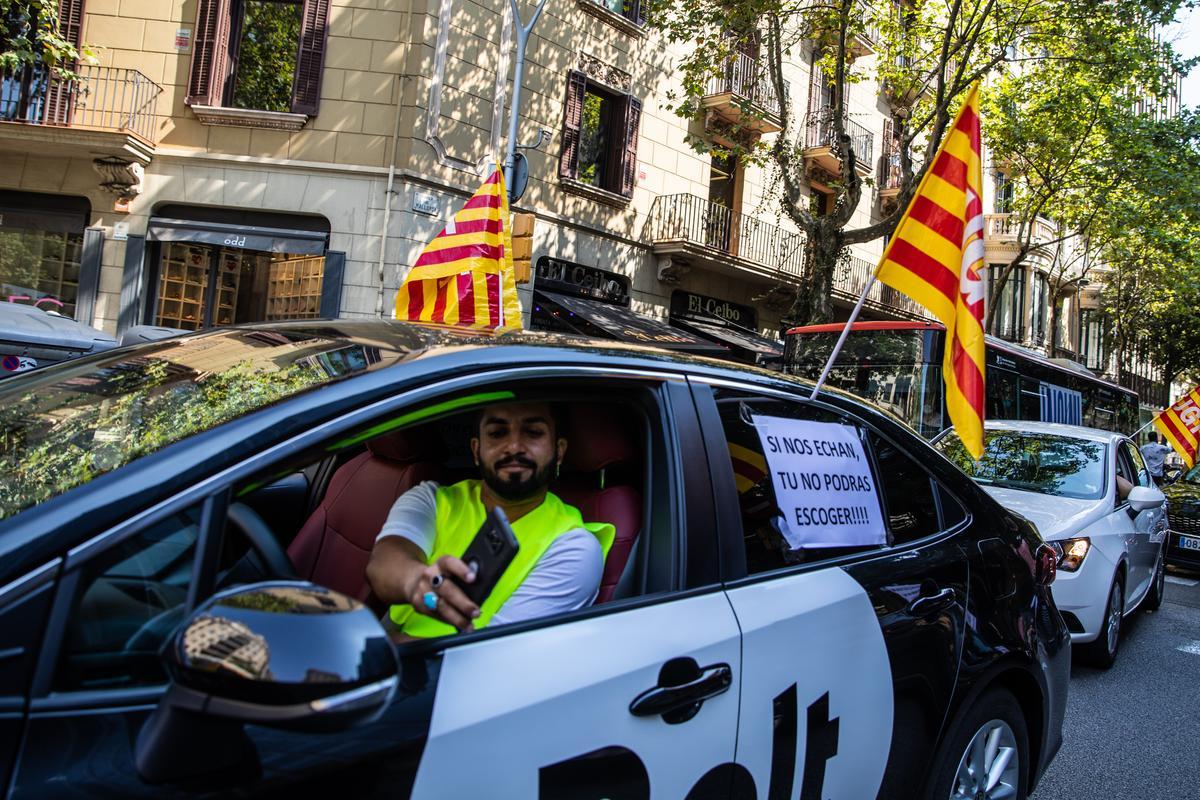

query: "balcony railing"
left=804, top=111, right=874, bottom=172
left=879, top=150, right=902, bottom=190
left=0, top=64, right=162, bottom=143
left=704, top=50, right=781, bottom=119
left=648, top=193, right=806, bottom=277
left=834, top=251, right=927, bottom=318
left=984, top=213, right=1058, bottom=247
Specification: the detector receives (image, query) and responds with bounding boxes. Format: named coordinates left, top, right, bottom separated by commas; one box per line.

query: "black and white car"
left=0, top=321, right=1069, bottom=799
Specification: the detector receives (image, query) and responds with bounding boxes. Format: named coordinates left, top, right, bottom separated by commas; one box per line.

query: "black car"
left=1164, top=464, right=1200, bottom=570
left=0, top=321, right=1069, bottom=799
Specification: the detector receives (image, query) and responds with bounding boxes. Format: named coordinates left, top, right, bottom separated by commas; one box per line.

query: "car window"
left=710, top=387, right=903, bottom=575
left=0, top=326, right=413, bottom=520
left=1122, top=441, right=1153, bottom=487
left=868, top=432, right=942, bottom=544
left=939, top=429, right=1106, bottom=500
left=55, top=506, right=201, bottom=692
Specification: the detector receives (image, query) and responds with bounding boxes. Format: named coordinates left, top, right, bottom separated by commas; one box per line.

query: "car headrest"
left=564, top=403, right=636, bottom=472
left=366, top=427, right=433, bottom=463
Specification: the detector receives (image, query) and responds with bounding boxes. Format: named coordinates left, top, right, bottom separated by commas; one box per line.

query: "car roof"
left=983, top=419, right=1122, bottom=444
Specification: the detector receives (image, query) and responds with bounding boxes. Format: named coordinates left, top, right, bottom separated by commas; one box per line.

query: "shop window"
left=0, top=230, right=83, bottom=317
left=155, top=244, right=326, bottom=330
left=559, top=71, right=642, bottom=200
left=187, top=0, right=329, bottom=117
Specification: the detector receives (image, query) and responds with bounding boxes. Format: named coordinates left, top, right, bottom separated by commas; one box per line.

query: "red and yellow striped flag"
left=395, top=166, right=523, bottom=330
left=1153, top=386, right=1200, bottom=468
left=877, top=83, right=986, bottom=459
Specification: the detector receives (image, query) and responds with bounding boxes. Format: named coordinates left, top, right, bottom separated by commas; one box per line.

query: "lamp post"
left=502, top=0, right=548, bottom=204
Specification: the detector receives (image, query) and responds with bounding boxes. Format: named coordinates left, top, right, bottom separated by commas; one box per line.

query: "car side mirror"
left=135, top=582, right=398, bottom=785
left=1127, top=485, right=1166, bottom=513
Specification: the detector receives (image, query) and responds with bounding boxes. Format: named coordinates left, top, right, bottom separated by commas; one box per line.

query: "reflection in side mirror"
left=1128, top=485, right=1167, bottom=513
left=135, top=582, right=398, bottom=785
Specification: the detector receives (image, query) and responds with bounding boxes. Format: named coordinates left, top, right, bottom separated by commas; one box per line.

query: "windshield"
left=0, top=326, right=413, bottom=520
left=937, top=429, right=1107, bottom=500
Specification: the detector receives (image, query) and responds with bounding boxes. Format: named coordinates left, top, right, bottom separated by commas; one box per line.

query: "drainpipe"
left=376, top=75, right=405, bottom=318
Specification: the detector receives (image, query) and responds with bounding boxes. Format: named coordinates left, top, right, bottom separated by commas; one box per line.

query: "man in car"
left=366, top=401, right=615, bottom=639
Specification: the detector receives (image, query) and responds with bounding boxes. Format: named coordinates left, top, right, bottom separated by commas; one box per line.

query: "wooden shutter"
left=618, top=95, right=642, bottom=198
left=187, top=0, right=232, bottom=107
left=558, top=71, right=587, bottom=180
left=44, top=0, right=85, bottom=124
left=291, top=0, right=330, bottom=115
left=635, top=0, right=649, bottom=26
left=807, top=56, right=825, bottom=115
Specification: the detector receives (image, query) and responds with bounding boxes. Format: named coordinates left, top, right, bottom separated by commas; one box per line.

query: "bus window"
left=1019, top=376, right=1041, bottom=420
left=987, top=368, right=1019, bottom=420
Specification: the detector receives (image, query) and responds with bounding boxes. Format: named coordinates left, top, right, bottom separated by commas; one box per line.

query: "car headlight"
left=1047, top=537, right=1091, bottom=572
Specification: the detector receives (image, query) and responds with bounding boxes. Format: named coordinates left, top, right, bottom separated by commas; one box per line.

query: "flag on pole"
left=876, top=83, right=986, bottom=459
left=395, top=166, right=523, bottom=330
left=1153, top=387, right=1200, bottom=468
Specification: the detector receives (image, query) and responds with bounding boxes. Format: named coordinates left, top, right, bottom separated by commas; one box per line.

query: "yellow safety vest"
left=389, top=479, right=616, bottom=638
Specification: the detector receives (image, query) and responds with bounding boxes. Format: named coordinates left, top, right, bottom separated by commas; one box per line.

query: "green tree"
left=230, top=1, right=302, bottom=113
left=0, top=0, right=92, bottom=75
left=655, top=0, right=1192, bottom=326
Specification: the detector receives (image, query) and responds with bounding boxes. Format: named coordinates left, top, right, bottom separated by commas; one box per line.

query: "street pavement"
left=1031, top=567, right=1200, bottom=798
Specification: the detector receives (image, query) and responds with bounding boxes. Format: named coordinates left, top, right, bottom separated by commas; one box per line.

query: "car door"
left=12, top=372, right=743, bottom=800
left=1120, top=439, right=1166, bottom=601
left=692, top=379, right=967, bottom=800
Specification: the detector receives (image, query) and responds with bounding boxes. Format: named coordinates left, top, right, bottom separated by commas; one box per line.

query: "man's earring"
left=556, top=461, right=561, bottom=478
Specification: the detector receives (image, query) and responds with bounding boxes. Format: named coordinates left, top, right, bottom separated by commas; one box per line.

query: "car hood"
left=981, top=486, right=1106, bottom=540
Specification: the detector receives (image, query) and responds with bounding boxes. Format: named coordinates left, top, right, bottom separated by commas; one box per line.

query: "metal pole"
left=808, top=268, right=878, bottom=401
left=502, top=0, right=547, bottom=199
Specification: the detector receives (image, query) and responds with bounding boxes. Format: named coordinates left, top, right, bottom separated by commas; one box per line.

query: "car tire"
left=1143, top=550, right=1166, bottom=613
left=925, top=687, right=1029, bottom=800
left=1080, top=574, right=1124, bottom=669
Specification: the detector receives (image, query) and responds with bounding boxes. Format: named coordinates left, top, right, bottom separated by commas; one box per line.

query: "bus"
left=785, top=320, right=1139, bottom=439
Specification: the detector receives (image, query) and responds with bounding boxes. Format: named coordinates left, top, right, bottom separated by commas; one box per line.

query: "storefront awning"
left=147, top=218, right=327, bottom=255
left=673, top=318, right=784, bottom=357
left=534, top=291, right=728, bottom=355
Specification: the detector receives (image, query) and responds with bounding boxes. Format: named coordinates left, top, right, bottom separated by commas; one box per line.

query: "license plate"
left=1179, top=535, right=1200, bottom=552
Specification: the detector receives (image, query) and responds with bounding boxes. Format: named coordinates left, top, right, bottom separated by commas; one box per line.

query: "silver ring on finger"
left=430, top=573, right=445, bottom=590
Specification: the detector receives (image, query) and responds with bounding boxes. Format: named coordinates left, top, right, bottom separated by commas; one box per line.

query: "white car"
left=937, top=421, right=1168, bottom=668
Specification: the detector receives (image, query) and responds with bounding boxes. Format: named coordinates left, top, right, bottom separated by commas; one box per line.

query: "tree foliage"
left=0, top=0, right=92, bottom=75
left=654, top=0, right=1194, bottom=327
left=230, top=0, right=302, bottom=113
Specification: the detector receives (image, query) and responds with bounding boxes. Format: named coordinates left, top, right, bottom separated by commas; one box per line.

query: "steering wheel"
left=123, top=503, right=297, bottom=652
left=226, top=502, right=298, bottom=581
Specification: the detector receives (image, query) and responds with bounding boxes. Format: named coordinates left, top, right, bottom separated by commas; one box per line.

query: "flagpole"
left=808, top=268, right=879, bottom=401
left=502, top=0, right=547, bottom=202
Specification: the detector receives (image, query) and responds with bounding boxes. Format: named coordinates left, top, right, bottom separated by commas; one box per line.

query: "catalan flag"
left=395, top=166, right=523, bottom=330
left=1153, top=386, right=1200, bottom=468
left=877, top=83, right=986, bottom=459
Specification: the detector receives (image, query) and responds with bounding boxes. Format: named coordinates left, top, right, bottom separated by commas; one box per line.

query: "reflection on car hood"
left=981, top=486, right=1106, bottom=540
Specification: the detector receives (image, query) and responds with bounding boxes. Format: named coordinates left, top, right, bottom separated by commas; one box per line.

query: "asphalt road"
left=1031, top=567, right=1200, bottom=798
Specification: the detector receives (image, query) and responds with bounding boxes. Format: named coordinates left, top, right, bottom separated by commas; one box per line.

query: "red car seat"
left=287, top=429, right=441, bottom=601
left=553, top=404, right=643, bottom=604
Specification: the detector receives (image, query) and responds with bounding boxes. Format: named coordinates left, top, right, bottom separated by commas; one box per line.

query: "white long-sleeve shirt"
left=377, top=481, right=603, bottom=626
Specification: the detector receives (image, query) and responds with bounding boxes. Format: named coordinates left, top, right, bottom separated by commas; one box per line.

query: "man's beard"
left=481, top=455, right=555, bottom=501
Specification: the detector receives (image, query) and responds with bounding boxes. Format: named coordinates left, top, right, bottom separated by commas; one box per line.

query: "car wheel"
left=1080, top=574, right=1124, bottom=669
left=926, top=688, right=1029, bottom=800
left=1143, top=551, right=1166, bottom=613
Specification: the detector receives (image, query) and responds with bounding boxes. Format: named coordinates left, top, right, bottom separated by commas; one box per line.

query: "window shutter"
left=187, top=0, right=232, bottom=107
left=291, top=0, right=330, bottom=115
left=45, top=0, right=85, bottom=124
left=618, top=95, right=642, bottom=198
left=558, top=71, right=587, bottom=180
left=807, top=57, right=825, bottom=115
left=635, top=0, right=649, bottom=26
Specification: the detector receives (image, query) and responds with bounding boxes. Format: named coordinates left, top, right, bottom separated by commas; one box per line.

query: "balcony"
left=833, top=251, right=928, bottom=320
left=983, top=213, right=1058, bottom=259
left=648, top=193, right=806, bottom=285
left=701, top=51, right=782, bottom=136
left=878, top=148, right=903, bottom=212
left=0, top=64, right=163, bottom=164
left=803, top=111, right=874, bottom=188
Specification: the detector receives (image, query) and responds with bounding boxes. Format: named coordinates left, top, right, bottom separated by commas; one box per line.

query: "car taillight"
left=1035, top=543, right=1057, bottom=586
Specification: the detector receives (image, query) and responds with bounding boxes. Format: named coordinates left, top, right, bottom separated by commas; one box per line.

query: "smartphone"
left=451, top=506, right=520, bottom=606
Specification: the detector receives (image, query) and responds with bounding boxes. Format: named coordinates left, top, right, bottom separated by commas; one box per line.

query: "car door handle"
left=629, top=661, right=732, bottom=724
left=909, top=587, right=956, bottom=617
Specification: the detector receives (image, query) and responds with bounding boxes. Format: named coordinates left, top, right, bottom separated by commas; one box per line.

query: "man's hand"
left=367, top=538, right=481, bottom=631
